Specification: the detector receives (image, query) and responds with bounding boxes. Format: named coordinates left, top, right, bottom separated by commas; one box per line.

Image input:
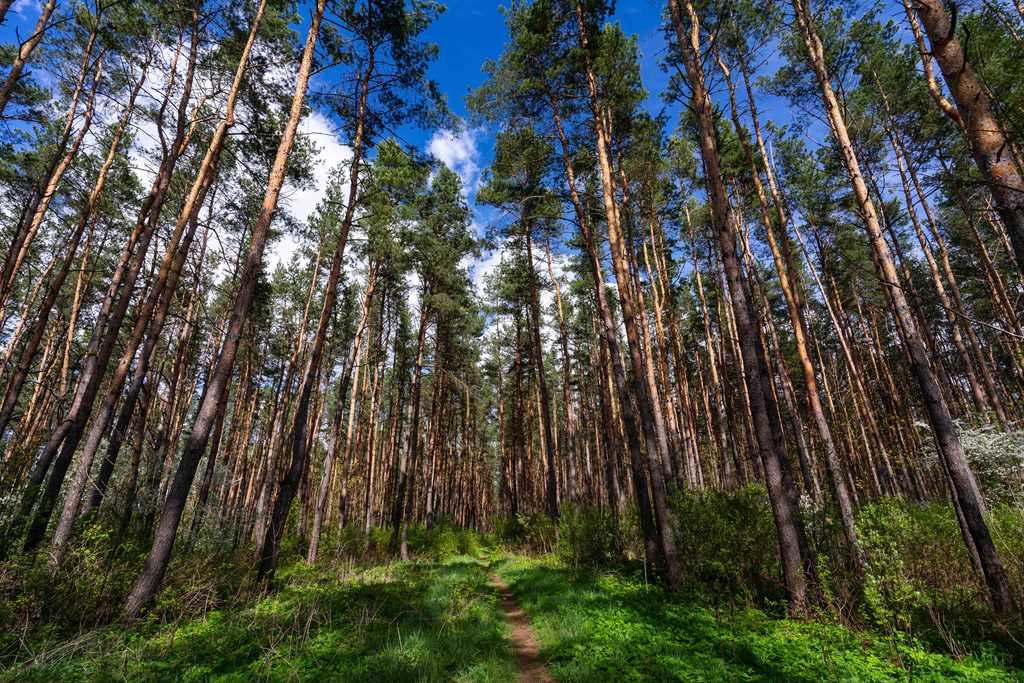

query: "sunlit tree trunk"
left=547, top=89, right=659, bottom=576
left=793, top=0, right=1014, bottom=617
left=308, top=270, right=378, bottom=564
left=720, top=49, right=860, bottom=562
left=259, top=38, right=370, bottom=581
left=524, top=227, right=559, bottom=518
left=574, top=1, right=682, bottom=591
left=671, top=0, right=814, bottom=612
left=0, top=0, right=57, bottom=116
left=124, top=0, right=322, bottom=617
left=907, top=0, right=1024, bottom=271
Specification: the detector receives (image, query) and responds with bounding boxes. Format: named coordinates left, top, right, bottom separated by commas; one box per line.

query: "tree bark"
left=0, top=0, right=57, bottom=116
left=307, top=270, right=378, bottom=564
left=524, top=228, right=559, bottom=518
left=0, top=29, right=101, bottom=318
left=546, top=87, right=658, bottom=573
left=671, top=0, right=813, bottom=612
left=574, top=0, right=682, bottom=591
left=257, top=40, right=369, bottom=581
left=722, top=49, right=861, bottom=565
left=910, top=0, right=1024, bottom=271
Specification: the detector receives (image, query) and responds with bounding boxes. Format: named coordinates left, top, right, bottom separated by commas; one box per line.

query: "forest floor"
left=2, top=552, right=1019, bottom=682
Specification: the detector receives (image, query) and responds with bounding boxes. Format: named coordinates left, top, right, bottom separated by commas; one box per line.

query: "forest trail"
left=489, top=570, right=553, bottom=683
left=2, top=553, right=1019, bottom=681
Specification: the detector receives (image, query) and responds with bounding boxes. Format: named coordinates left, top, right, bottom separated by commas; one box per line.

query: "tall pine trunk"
left=671, top=0, right=814, bottom=612
left=909, top=0, right=1024, bottom=271
left=574, top=0, right=682, bottom=591
left=124, top=0, right=323, bottom=617
left=793, top=0, right=1015, bottom=617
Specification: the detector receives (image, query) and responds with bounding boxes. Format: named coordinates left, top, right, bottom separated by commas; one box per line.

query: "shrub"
left=918, top=421, right=1024, bottom=507
left=855, top=500, right=927, bottom=634
left=493, top=514, right=522, bottom=545
left=0, top=516, right=257, bottom=668
left=557, top=504, right=617, bottom=567
left=492, top=512, right=557, bottom=552
left=855, top=499, right=1023, bottom=656
left=425, top=524, right=460, bottom=560
left=670, top=485, right=782, bottom=604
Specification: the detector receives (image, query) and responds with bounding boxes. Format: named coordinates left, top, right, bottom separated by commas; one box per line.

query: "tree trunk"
left=123, top=0, right=321, bottom=617
left=0, top=0, right=57, bottom=116
left=793, top=0, right=1015, bottom=617
left=721, top=49, right=861, bottom=564
left=546, top=88, right=658, bottom=572
left=524, top=228, right=559, bottom=518
left=257, top=41, right=369, bottom=581
left=0, top=18, right=200, bottom=556
left=545, top=239, right=578, bottom=504
left=390, top=293, right=430, bottom=560
left=307, top=271, right=378, bottom=564
left=0, top=45, right=101, bottom=320
left=671, top=0, right=813, bottom=612
left=574, top=0, right=682, bottom=591
left=910, top=0, right=1024, bottom=271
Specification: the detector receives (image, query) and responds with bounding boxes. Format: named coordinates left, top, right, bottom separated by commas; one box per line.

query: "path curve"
left=489, top=572, right=553, bottom=683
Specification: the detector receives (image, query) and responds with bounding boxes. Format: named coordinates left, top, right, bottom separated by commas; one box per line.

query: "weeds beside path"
left=3, top=556, right=518, bottom=682
left=491, top=555, right=1020, bottom=682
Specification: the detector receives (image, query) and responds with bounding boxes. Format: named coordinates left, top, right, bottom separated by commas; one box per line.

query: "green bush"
left=856, top=500, right=926, bottom=634
left=492, top=512, right=558, bottom=552
left=855, top=499, right=1023, bottom=655
left=670, top=485, right=782, bottom=604
left=386, top=522, right=492, bottom=561
left=0, top=517, right=257, bottom=668
left=494, top=489, right=1024, bottom=662
left=557, top=504, right=617, bottom=567
left=492, top=514, right=521, bottom=545
left=425, top=524, right=460, bottom=560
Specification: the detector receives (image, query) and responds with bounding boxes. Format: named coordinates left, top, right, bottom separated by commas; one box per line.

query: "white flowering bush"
left=916, top=420, right=1024, bottom=507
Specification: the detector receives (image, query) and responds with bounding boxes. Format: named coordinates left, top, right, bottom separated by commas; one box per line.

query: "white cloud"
left=470, top=244, right=505, bottom=294
left=272, top=110, right=353, bottom=269
left=287, top=110, right=353, bottom=225
left=13, top=0, right=40, bottom=19
left=426, top=127, right=481, bottom=193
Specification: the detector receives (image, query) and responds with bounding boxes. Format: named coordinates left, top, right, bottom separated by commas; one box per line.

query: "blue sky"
left=413, top=0, right=674, bottom=202
left=398, top=0, right=682, bottom=290
left=420, top=0, right=671, bottom=122
left=0, top=0, right=800, bottom=279
left=0, top=1, right=671, bottom=206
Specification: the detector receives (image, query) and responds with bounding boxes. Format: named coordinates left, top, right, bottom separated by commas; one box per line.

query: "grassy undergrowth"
left=492, top=555, right=1020, bottom=682
left=5, top=549, right=1020, bottom=681
left=2, top=555, right=515, bottom=682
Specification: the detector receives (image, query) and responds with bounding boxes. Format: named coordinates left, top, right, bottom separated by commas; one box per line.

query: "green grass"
left=492, top=555, right=1020, bottom=682
left=2, top=555, right=516, bottom=682
left=5, top=552, right=1020, bottom=682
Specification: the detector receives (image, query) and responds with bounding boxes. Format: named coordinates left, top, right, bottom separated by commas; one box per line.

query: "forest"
left=0, top=0, right=1022, bottom=679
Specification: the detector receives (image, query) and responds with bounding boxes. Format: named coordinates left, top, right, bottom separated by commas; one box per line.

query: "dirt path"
left=489, top=572, right=553, bottom=683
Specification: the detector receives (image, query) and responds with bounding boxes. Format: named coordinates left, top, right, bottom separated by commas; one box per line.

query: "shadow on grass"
left=8, top=556, right=516, bottom=682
